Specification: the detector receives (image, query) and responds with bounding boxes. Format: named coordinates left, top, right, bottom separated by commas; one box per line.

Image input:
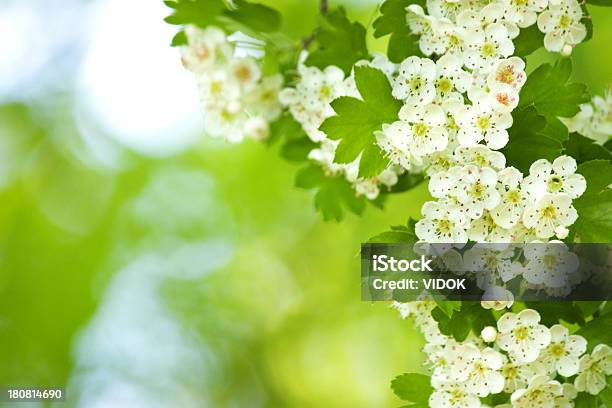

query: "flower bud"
left=481, top=326, right=498, bottom=342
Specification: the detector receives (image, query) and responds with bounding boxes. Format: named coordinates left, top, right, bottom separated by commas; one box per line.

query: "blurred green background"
left=0, top=0, right=609, bottom=407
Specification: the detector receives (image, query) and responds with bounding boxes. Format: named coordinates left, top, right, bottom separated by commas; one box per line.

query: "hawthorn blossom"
left=455, top=102, right=513, bottom=149
left=392, top=56, right=437, bottom=105
left=487, top=57, right=527, bottom=91
left=453, top=165, right=501, bottom=219
left=510, top=375, right=563, bottom=408
left=463, top=23, right=515, bottom=73
left=415, top=200, right=469, bottom=243
left=449, top=344, right=505, bottom=396
left=522, top=194, right=578, bottom=239
left=537, top=0, right=587, bottom=55
left=540, top=324, right=587, bottom=377
left=399, top=103, right=450, bottom=162
left=496, top=309, right=551, bottom=363
left=522, top=156, right=586, bottom=200
left=501, top=0, right=549, bottom=28
left=180, top=26, right=232, bottom=73
left=574, top=344, right=612, bottom=395
left=522, top=241, right=579, bottom=289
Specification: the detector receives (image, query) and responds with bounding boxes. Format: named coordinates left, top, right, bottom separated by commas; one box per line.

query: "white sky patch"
left=76, top=0, right=203, bottom=157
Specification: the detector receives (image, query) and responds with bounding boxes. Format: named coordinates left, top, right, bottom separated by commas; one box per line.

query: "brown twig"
left=320, top=0, right=329, bottom=14
left=302, top=0, right=329, bottom=49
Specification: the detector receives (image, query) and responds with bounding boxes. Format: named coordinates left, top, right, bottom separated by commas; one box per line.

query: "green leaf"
left=563, top=133, right=612, bottom=164
left=280, top=137, right=318, bottom=163
left=572, top=160, right=612, bottom=242
left=295, top=164, right=366, bottom=221
left=373, top=0, right=424, bottom=63
left=588, top=0, right=612, bottom=5
left=539, top=115, right=569, bottom=142
left=434, top=299, right=462, bottom=318
left=575, top=393, right=599, bottom=408
left=304, top=7, right=369, bottom=76
left=171, top=30, right=188, bottom=46
left=228, top=0, right=281, bottom=33
left=519, top=58, right=590, bottom=118
left=391, top=373, right=433, bottom=404
left=164, top=0, right=225, bottom=27
left=525, top=301, right=585, bottom=326
left=165, top=0, right=281, bottom=36
left=513, top=25, right=544, bottom=57
left=320, top=66, right=402, bottom=178
left=502, top=107, right=563, bottom=173
left=432, top=302, right=496, bottom=341
left=390, top=173, right=425, bottom=193
left=367, top=219, right=417, bottom=243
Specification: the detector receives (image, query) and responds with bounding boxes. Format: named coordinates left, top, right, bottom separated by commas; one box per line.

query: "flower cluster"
left=416, top=155, right=586, bottom=243
left=393, top=302, right=612, bottom=407
left=407, top=0, right=588, bottom=58
left=562, top=91, right=612, bottom=145
left=280, top=56, right=403, bottom=200
left=181, top=26, right=283, bottom=143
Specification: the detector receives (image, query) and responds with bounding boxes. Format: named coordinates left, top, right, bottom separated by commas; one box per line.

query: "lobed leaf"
left=572, top=160, right=612, bottom=242
left=391, top=373, right=433, bottom=405
left=304, top=7, right=369, bottom=76
left=320, top=66, right=402, bottom=178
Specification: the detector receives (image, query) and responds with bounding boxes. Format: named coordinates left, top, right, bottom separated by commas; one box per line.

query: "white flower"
left=574, top=344, right=612, bottom=395
left=501, top=0, right=548, bottom=28
left=469, top=83, right=520, bottom=113
left=245, top=74, right=283, bottom=120
left=198, top=69, right=241, bottom=102
left=204, top=100, right=247, bottom=143
left=500, top=359, right=548, bottom=393
left=230, top=57, right=261, bottom=92
left=467, top=211, right=514, bottom=243
left=399, top=103, right=449, bottom=162
left=464, top=244, right=519, bottom=283
left=354, top=179, right=380, bottom=200
left=522, top=241, right=579, bottom=288
left=522, top=156, right=586, bottom=200
left=392, top=56, right=437, bottom=105
left=376, top=121, right=412, bottom=169
left=280, top=64, right=346, bottom=142
left=481, top=326, right=498, bottom=342
left=456, top=102, right=513, bottom=149
left=454, top=165, right=501, bottom=219
left=554, top=383, right=578, bottom=408
left=496, top=309, right=551, bottom=363
left=455, top=145, right=507, bottom=170
left=540, top=324, right=587, bottom=377
left=481, top=285, right=514, bottom=310
left=449, top=344, right=505, bottom=397
left=434, top=53, right=473, bottom=100
left=180, top=26, right=232, bottom=73
left=510, top=375, right=563, bottom=408
left=415, top=200, right=469, bottom=243
left=426, top=0, right=471, bottom=21
left=463, top=23, right=515, bottom=73
left=429, top=383, right=481, bottom=408
left=243, top=117, right=269, bottom=141
left=537, top=0, right=587, bottom=54
left=492, top=167, right=528, bottom=229
left=487, top=57, right=527, bottom=91
left=522, top=194, right=578, bottom=239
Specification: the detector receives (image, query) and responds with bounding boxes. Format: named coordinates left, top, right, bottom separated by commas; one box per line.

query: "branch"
left=320, top=0, right=328, bottom=14
left=302, top=0, right=329, bottom=49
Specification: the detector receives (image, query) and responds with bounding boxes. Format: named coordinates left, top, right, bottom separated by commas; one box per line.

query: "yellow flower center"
left=548, top=176, right=563, bottom=192
left=413, top=122, right=430, bottom=137
left=541, top=205, right=557, bottom=219
left=507, top=189, right=522, bottom=203
left=436, top=219, right=452, bottom=234
left=319, top=84, right=333, bottom=100
left=476, top=115, right=492, bottom=130
left=559, top=14, right=573, bottom=29
left=481, top=42, right=497, bottom=57
left=436, top=77, right=454, bottom=93
left=513, top=326, right=530, bottom=341
left=550, top=343, right=566, bottom=357
left=409, top=77, right=423, bottom=90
